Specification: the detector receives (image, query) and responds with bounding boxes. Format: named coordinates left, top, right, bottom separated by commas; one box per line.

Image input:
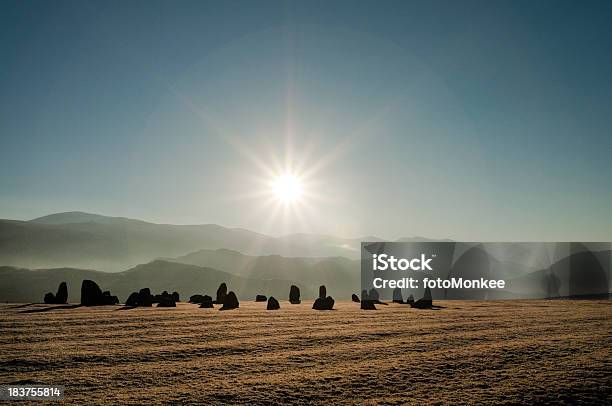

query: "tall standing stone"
left=220, top=291, right=239, bottom=310
left=56, top=282, right=68, bottom=304
left=216, top=283, right=228, bottom=304
left=313, top=296, right=335, bottom=310
left=289, top=285, right=301, bottom=304
left=81, top=280, right=103, bottom=306
left=267, top=296, right=280, bottom=310
left=392, top=287, right=403, bottom=304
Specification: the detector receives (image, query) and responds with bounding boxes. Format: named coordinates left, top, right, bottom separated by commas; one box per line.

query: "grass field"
left=1, top=300, right=610, bottom=405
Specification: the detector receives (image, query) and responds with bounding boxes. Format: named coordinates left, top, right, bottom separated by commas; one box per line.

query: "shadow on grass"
left=5, top=303, right=37, bottom=309
left=416, top=305, right=446, bottom=310
left=19, top=304, right=82, bottom=313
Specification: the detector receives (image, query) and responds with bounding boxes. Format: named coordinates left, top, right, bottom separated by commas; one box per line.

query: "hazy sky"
left=1, top=0, right=611, bottom=240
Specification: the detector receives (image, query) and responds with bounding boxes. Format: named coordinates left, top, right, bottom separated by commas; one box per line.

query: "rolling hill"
left=0, top=260, right=315, bottom=303
left=165, top=248, right=359, bottom=288
left=0, top=212, right=373, bottom=271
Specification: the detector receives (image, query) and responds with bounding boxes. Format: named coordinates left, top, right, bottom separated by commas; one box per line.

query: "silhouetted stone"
left=360, top=289, right=376, bottom=310
left=171, top=292, right=180, bottom=302
left=267, top=296, right=280, bottom=310
left=126, top=292, right=140, bottom=307
left=157, top=295, right=176, bottom=307
left=103, top=295, right=119, bottom=305
left=368, top=288, right=380, bottom=302
left=154, top=291, right=174, bottom=304
left=352, top=294, right=360, bottom=303
left=366, top=288, right=387, bottom=305
left=189, top=294, right=205, bottom=304
left=424, top=286, right=432, bottom=302
left=199, top=295, right=213, bottom=308
left=220, top=291, right=239, bottom=310
left=81, top=280, right=118, bottom=306
left=411, top=300, right=430, bottom=309
left=81, top=280, right=103, bottom=306
left=255, top=295, right=267, bottom=302
left=312, top=296, right=335, bottom=310
left=43, top=282, right=68, bottom=304
left=392, top=287, right=403, bottom=303
left=407, top=294, right=414, bottom=305
left=216, top=283, right=228, bottom=304
left=289, top=285, right=301, bottom=304
left=411, top=287, right=433, bottom=309
left=319, top=285, right=327, bottom=298
left=56, top=282, right=68, bottom=304
left=138, top=288, right=154, bottom=306
left=361, top=300, right=376, bottom=310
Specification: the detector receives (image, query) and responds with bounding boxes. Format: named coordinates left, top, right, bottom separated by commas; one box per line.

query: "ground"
left=1, top=300, right=610, bottom=405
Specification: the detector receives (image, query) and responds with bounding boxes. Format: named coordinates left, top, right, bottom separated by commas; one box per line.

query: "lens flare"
left=271, top=174, right=303, bottom=203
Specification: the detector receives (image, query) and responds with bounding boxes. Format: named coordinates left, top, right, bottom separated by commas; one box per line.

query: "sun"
left=271, top=174, right=303, bottom=203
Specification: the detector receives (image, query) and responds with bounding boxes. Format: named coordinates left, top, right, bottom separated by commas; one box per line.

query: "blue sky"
left=1, top=0, right=611, bottom=240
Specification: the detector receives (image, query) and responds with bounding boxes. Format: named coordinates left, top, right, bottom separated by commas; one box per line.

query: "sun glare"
left=271, top=174, right=303, bottom=203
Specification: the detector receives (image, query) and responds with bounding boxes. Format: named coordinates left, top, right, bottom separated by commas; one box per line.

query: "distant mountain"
left=506, top=250, right=611, bottom=298
left=0, top=211, right=379, bottom=271
left=0, top=260, right=318, bottom=303
left=31, top=211, right=143, bottom=225
left=165, top=248, right=359, bottom=294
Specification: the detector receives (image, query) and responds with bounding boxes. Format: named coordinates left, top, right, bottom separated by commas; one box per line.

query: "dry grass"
left=1, top=300, right=610, bottom=405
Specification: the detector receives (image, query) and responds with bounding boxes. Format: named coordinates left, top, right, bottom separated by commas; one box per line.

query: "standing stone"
left=360, top=289, right=376, bottom=310
left=56, top=282, right=68, bottom=304
left=411, top=287, right=433, bottom=309
left=171, top=292, right=180, bottom=302
left=80, top=280, right=118, bottom=306
left=352, top=294, right=360, bottom=303
left=126, top=292, right=140, bottom=307
left=319, top=285, right=327, bottom=299
left=220, top=291, right=239, bottom=310
left=407, top=294, right=415, bottom=305
left=157, top=296, right=176, bottom=307
left=154, top=291, right=173, bottom=303
left=392, top=287, right=403, bottom=304
left=103, top=295, right=119, bottom=305
left=289, top=285, right=301, bottom=304
left=368, top=288, right=380, bottom=302
left=312, top=296, right=335, bottom=310
left=189, top=294, right=205, bottom=304
left=255, top=295, right=267, bottom=302
left=138, top=288, right=154, bottom=307
left=81, top=280, right=103, bottom=306
left=199, top=295, right=214, bottom=308
left=267, top=296, right=280, bottom=310
left=216, top=283, right=228, bottom=304
left=44, top=282, right=69, bottom=304
left=361, top=299, right=376, bottom=310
